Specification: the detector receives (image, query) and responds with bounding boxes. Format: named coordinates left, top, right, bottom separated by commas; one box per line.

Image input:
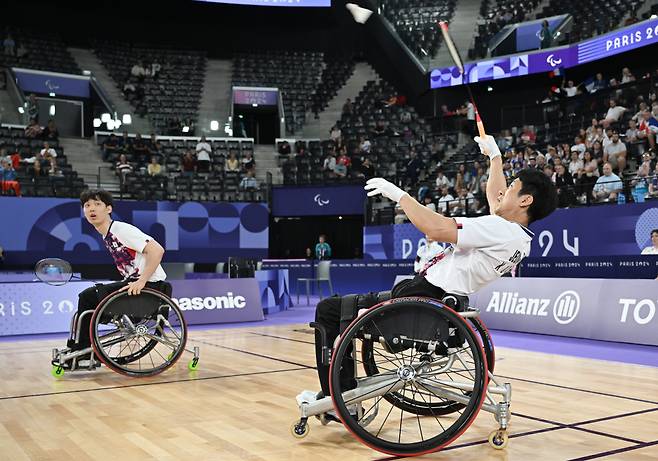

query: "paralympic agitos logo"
left=314, top=194, right=330, bottom=206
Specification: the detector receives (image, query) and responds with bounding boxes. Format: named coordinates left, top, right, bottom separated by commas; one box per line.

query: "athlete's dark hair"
left=80, top=189, right=113, bottom=207
left=516, top=168, right=558, bottom=224
left=651, top=229, right=658, bottom=237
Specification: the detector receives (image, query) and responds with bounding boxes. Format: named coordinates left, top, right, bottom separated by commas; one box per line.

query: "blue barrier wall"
left=0, top=197, right=269, bottom=264
left=365, top=202, right=658, bottom=259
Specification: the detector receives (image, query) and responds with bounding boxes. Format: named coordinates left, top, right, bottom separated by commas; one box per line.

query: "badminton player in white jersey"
left=63, top=189, right=169, bottom=365
left=310, top=135, right=558, bottom=405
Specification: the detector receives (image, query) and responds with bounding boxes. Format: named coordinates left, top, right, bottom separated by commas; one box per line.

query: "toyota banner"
left=471, top=277, right=658, bottom=347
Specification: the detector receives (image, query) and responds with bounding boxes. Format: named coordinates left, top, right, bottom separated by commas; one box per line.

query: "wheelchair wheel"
left=361, top=313, right=495, bottom=417
left=90, top=288, right=187, bottom=377
left=330, top=297, right=488, bottom=457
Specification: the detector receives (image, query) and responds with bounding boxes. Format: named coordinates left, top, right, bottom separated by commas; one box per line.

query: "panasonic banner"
left=470, top=277, right=658, bottom=347
left=0, top=278, right=263, bottom=337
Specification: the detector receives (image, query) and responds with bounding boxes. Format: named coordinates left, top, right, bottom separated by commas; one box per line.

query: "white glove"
left=474, top=135, right=502, bottom=160
left=364, top=178, right=408, bottom=203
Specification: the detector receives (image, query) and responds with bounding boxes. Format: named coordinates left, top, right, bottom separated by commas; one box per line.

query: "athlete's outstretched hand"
left=474, top=135, right=502, bottom=160
left=364, top=178, right=408, bottom=203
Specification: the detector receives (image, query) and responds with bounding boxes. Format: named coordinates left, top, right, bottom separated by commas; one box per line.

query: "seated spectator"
left=621, top=67, right=635, bottom=84
left=149, top=60, right=161, bottom=79
left=41, top=120, right=59, bottom=141
left=196, top=136, right=212, bottom=173
left=603, top=131, right=627, bottom=170
left=336, top=149, right=351, bottom=169
left=24, top=119, right=42, bottom=138
left=591, top=73, right=608, bottom=93
left=181, top=150, right=197, bottom=176
left=342, top=98, right=353, bottom=114
left=329, top=125, right=342, bottom=142
left=3, top=34, right=15, bottom=56
left=28, top=159, right=47, bottom=179
left=119, top=131, right=132, bottom=154
left=405, top=150, right=423, bottom=185
left=334, top=156, right=348, bottom=178
left=435, top=169, right=452, bottom=190
left=648, top=163, right=658, bottom=198
left=0, top=159, right=20, bottom=196
left=423, top=195, right=436, bottom=212
left=10, top=150, right=21, bottom=170
left=102, top=133, right=120, bottom=161
left=437, top=186, right=454, bottom=214
left=39, top=142, right=58, bottom=165
left=278, top=140, right=291, bottom=156
left=555, top=164, right=575, bottom=207
left=568, top=151, right=583, bottom=178
left=131, top=60, right=147, bottom=82
left=148, top=133, right=162, bottom=157
left=225, top=152, right=240, bottom=172
left=638, top=110, right=658, bottom=149
left=26, top=94, right=39, bottom=122
left=115, top=154, right=133, bottom=180
left=239, top=170, right=260, bottom=190
left=592, top=162, right=623, bottom=202
left=400, top=109, right=412, bottom=123
left=359, top=136, right=371, bottom=154
left=147, top=156, right=162, bottom=176
left=626, top=119, right=641, bottom=144
left=360, top=158, right=374, bottom=179
left=520, top=125, right=536, bottom=144
left=241, top=152, right=255, bottom=171
left=599, top=99, right=627, bottom=128
left=451, top=187, right=475, bottom=215
left=132, top=134, right=150, bottom=165
left=323, top=152, right=336, bottom=177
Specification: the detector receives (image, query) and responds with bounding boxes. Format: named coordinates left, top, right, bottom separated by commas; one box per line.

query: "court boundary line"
left=0, top=367, right=307, bottom=401
left=567, top=439, right=658, bottom=461
left=190, top=338, right=316, bottom=369
left=249, top=330, right=658, bottom=405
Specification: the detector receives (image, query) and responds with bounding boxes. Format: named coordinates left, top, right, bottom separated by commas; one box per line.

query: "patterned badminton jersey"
left=103, top=221, right=167, bottom=282
left=423, top=215, right=533, bottom=296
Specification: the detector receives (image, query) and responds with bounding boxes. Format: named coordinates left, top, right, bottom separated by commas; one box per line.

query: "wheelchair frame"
left=293, top=299, right=512, bottom=453
left=51, top=288, right=200, bottom=378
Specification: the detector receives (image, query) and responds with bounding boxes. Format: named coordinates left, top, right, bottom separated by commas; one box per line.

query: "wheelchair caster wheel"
left=317, top=413, right=329, bottom=426
left=488, top=429, right=509, bottom=450
left=51, top=365, right=65, bottom=379
left=291, top=420, right=310, bottom=438
left=188, top=357, right=199, bottom=371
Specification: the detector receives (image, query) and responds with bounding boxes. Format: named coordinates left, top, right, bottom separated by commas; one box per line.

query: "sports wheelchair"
left=293, top=295, right=511, bottom=456
left=51, top=286, right=199, bottom=378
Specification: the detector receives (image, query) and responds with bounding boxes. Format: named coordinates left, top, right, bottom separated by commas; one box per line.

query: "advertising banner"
left=471, top=277, right=658, bottom=346
left=169, top=278, right=263, bottom=325
left=0, top=197, right=269, bottom=265
left=13, top=68, right=90, bottom=98
left=233, top=87, right=279, bottom=106
left=271, top=185, right=366, bottom=216
left=364, top=202, right=658, bottom=260
left=430, top=17, right=658, bottom=89
left=0, top=278, right=264, bottom=337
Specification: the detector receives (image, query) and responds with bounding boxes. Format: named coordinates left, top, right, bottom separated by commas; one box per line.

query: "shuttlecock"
left=346, top=3, right=373, bottom=24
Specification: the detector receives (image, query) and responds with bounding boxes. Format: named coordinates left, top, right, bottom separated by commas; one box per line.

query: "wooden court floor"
left=1, top=324, right=657, bottom=461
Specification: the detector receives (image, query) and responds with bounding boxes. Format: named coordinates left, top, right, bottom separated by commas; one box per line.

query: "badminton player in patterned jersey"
left=310, top=135, right=558, bottom=403
left=64, top=189, right=169, bottom=359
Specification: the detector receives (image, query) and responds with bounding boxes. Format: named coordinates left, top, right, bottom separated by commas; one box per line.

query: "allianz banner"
left=271, top=185, right=366, bottom=216
left=0, top=278, right=263, bottom=337
left=471, top=277, right=658, bottom=346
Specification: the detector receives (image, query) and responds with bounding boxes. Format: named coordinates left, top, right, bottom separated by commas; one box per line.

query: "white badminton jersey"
left=103, top=221, right=167, bottom=282
left=422, top=215, right=533, bottom=296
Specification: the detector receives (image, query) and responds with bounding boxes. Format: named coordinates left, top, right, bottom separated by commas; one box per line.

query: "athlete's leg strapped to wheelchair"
left=51, top=280, right=199, bottom=377
left=294, top=275, right=512, bottom=454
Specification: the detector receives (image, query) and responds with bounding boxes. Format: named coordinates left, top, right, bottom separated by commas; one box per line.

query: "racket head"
left=34, top=258, right=74, bottom=286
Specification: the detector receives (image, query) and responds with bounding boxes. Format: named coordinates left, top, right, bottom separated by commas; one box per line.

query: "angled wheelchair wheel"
left=90, top=288, right=188, bottom=377
left=330, top=297, right=488, bottom=457
left=361, top=313, right=495, bottom=417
